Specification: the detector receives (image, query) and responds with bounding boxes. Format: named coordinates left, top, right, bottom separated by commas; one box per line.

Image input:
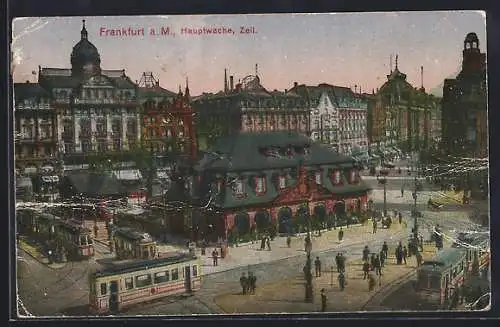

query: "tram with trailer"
left=17, top=208, right=95, bottom=260
left=415, top=233, right=490, bottom=309
left=88, top=253, right=202, bottom=314
left=113, top=226, right=158, bottom=261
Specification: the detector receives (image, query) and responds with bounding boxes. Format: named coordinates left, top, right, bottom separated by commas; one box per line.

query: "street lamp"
left=412, top=179, right=419, bottom=240
left=304, top=203, right=313, bottom=303
left=377, top=171, right=388, bottom=217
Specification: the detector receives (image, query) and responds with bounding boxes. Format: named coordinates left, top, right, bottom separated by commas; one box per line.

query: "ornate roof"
left=38, top=68, right=136, bottom=90
left=70, top=20, right=101, bottom=73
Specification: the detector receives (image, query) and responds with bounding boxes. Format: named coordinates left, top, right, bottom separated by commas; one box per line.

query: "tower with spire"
left=70, top=19, right=101, bottom=77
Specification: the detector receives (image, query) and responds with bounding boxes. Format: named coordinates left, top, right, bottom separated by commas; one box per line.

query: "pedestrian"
left=401, top=187, right=404, bottom=197
left=370, top=253, right=376, bottom=271
left=338, top=272, right=345, bottom=291
left=362, top=245, right=370, bottom=262
left=339, top=253, right=346, bottom=273
left=416, top=251, right=423, bottom=267
left=368, top=273, right=376, bottom=291
left=320, top=288, right=327, bottom=311
left=379, top=249, right=385, bottom=268
left=315, top=256, right=322, bottom=277
left=338, top=228, right=344, bottom=242
left=362, top=261, right=370, bottom=280
left=372, top=219, right=377, bottom=234
left=248, top=272, right=256, bottom=294
left=382, top=241, right=388, bottom=259
left=266, top=237, right=271, bottom=251
left=94, top=223, right=99, bottom=239
left=419, top=235, right=424, bottom=251
left=286, top=235, right=291, bottom=248
left=395, top=245, right=402, bottom=265
left=398, top=212, right=402, bottom=224
left=240, top=273, right=248, bottom=295
left=459, top=284, right=465, bottom=305
left=374, top=254, right=382, bottom=276
left=335, top=253, right=341, bottom=273
left=403, top=246, right=408, bottom=265
left=212, top=248, right=218, bottom=266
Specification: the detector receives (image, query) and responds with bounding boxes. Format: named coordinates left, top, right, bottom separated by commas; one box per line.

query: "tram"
left=17, top=208, right=95, bottom=260
left=113, top=226, right=158, bottom=261
left=88, top=253, right=202, bottom=314
left=415, top=233, right=490, bottom=309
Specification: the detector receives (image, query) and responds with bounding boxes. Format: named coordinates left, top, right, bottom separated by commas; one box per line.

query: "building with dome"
left=192, top=66, right=310, bottom=150
left=441, top=32, right=487, bottom=158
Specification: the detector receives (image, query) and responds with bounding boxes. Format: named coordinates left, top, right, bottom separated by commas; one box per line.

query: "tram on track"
left=88, top=253, right=202, bottom=314
left=415, top=233, right=490, bottom=309
left=17, top=208, right=95, bottom=260
left=113, top=226, right=158, bottom=261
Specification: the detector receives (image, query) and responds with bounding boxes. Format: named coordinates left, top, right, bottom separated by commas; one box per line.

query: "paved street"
left=16, top=160, right=487, bottom=316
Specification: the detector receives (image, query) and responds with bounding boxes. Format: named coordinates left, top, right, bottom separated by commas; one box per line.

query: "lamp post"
left=304, top=200, right=313, bottom=303
left=377, top=172, right=388, bottom=217
left=412, top=180, right=418, bottom=241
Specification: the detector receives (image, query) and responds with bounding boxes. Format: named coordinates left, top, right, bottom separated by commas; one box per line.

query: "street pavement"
left=16, top=158, right=488, bottom=316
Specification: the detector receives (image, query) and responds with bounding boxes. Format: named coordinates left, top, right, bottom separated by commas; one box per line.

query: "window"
left=125, top=277, right=134, bottom=290
left=349, top=170, right=356, bottom=183
left=234, top=179, right=244, bottom=196
left=332, top=170, right=341, bottom=185
left=315, top=171, right=322, bottom=185
left=192, top=265, right=198, bottom=277
left=279, top=175, right=286, bottom=189
left=100, top=283, right=107, bottom=295
left=255, top=176, right=266, bottom=194
left=171, top=268, right=179, bottom=280
left=154, top=271, right=170, bottom=284
left=135, top=274, right=152, bottom=288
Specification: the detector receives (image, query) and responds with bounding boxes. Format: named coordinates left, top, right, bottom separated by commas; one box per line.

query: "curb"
left=17, top=244, right=67, bottom=270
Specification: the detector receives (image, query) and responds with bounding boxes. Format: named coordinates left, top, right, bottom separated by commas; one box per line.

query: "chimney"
left=294, top=82, right=298, bottom=87
left=230, top=76, right=234, bottom=90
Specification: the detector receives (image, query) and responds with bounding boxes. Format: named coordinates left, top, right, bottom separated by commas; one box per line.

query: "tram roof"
left=113, top=226, right=154, bottom=241
left=421, top=248, right=466, bottom=272
left=91, top=253, right=196, bottom=278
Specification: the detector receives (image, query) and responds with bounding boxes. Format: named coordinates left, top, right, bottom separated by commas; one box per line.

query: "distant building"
left=193, top=131, right=371, bottom=242
left=371, top=55, right=441, bottom=152
left=442, top=32, right=487, bottom=158
left=289, top=83, right=369, bottom=155
left=192, top=67, right=310, bottom=150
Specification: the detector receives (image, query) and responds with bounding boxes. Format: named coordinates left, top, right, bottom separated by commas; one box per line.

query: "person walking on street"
left=248, top=272, right=257, bottom=294
left=339, top=253, right=346, bottom=273
left=212, top=249, right=219, bottom=266
left=362, top=245, right=370, bottom=262
left=338, top=271, right=346, bottom=291
left=315, top=256, right=322, bottom=277
left=286, top=235, right=291, bottom=248
left=260, top=236, right=266, bottom=250
left=372, top=219, right=377, bottom=234
left=370, top=253, right=376, bottom=271
left=379, top=249, right=386, bottom=268
left=335, top=253, right=341, bottom=273
left=338, top=228, right=344, bottom=242
left=320, top=288, right=327, bottom=312
left=266, top=237, right=271, bottom=251
left=401, top=186, right=404, bottom=197
left=416, top=251, right=423, bottom=267
left=419, top=235, right=424, bottom=251
left=395, top=245, right=402, bottom=265
left=240, top=273, right=248, bottom=295
left=363, top=261, right=370, bottom=280
left=398, top=212, right=402, bottom=224
left=374, top=254, right=382, bottom=276
left=382, top=241, right=388, bottom=259
left=403, top=246, right=408, bottom=265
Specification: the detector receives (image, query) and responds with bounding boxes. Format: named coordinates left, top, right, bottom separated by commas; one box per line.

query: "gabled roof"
left=195, top=131, right=355, bottom=172
left=14, top=82, right=51, bottom=101
left=38, top=67, right=136, bottom=90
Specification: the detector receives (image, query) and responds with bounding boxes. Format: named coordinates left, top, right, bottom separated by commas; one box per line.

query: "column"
left=106, top=113, right=112, bottom=147
left=57, top=112, right=63, bottom=145
left=90, top=114, right=97, bottom=146
left=136, top=112, right=141, bottom=144
left=74, top=117, right=81, bottom=152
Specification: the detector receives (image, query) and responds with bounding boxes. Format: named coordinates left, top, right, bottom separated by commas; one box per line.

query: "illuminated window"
left=315, top=171, right=322, bottom=185
left=279, top=175, right=286, bottom=189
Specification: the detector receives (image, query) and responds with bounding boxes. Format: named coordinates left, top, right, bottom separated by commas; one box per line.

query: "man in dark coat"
left=403, top=246, right=408, bottom=264
left=382, top=241, right=389, bottom=259
left=362, top=245, right=370, bottom=262
left=372, top=219, right=377, bottom=234
left=248, top=272, right=256, bottom=294
left=315, top=257, right=322, bottom=277
left=338, top=253, right=346, bottom=273
left=362, top=261, right=370, bottom=280
left=335, top=253, right=341, bottom=273
left=338, top=228, right=344, bottom=242
left=212, top=249, right=219, bottom=266
left=370, top=253, right=376, bottom=271
left=398, top=212, right=403, bottom=224
left=240, top=273, right=248, bottom=295
left=338, top=272, right=345, bottom=291
left=379, top=249, right=386, bottom=267
left=374, top=254, right=382, bottom=276
left=320, top=288, right=327, bottom=311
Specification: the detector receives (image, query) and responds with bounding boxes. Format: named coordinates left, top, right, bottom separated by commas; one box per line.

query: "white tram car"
left=89, top=253, right=202, bottom=314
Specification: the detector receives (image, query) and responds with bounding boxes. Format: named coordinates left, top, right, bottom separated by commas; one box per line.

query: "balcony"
left=16, top=103, right=52, bottom=110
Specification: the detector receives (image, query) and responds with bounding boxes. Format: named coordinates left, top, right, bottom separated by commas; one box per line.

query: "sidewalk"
left=17, top=237, right=67, bottom=269
left=214, top=244, right=438, bottom=313
left=199, top=222, right=409, bottom=275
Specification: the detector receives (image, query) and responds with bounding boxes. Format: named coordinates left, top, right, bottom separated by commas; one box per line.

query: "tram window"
left=429, top=276, right=441, bottom=289
left=171, top=268, right=179, bottom=281
left=87, top=237, right=93, bottom=245
left=100, top=283, right=107, bottom=295
left=192, top=265, right=198, bottom=277
left=135, top=274, right=152, bottom=288
left=125, top=277, right=134, bottom=290
left=154, top=271, right=170, bottom=284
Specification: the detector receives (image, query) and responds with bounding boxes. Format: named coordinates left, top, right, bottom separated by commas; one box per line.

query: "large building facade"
left=369, top=57, right=441, bottom=152
left=193, top=131, right=371, bottom=241
left=287, top=83, right=369, bottom=155
left=442, top=32, right=487, bottom=158
left=192, top=68, right=310, bottom=150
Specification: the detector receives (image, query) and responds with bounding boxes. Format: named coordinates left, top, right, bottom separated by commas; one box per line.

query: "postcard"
left=12, top=12, right=490, bottom=317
